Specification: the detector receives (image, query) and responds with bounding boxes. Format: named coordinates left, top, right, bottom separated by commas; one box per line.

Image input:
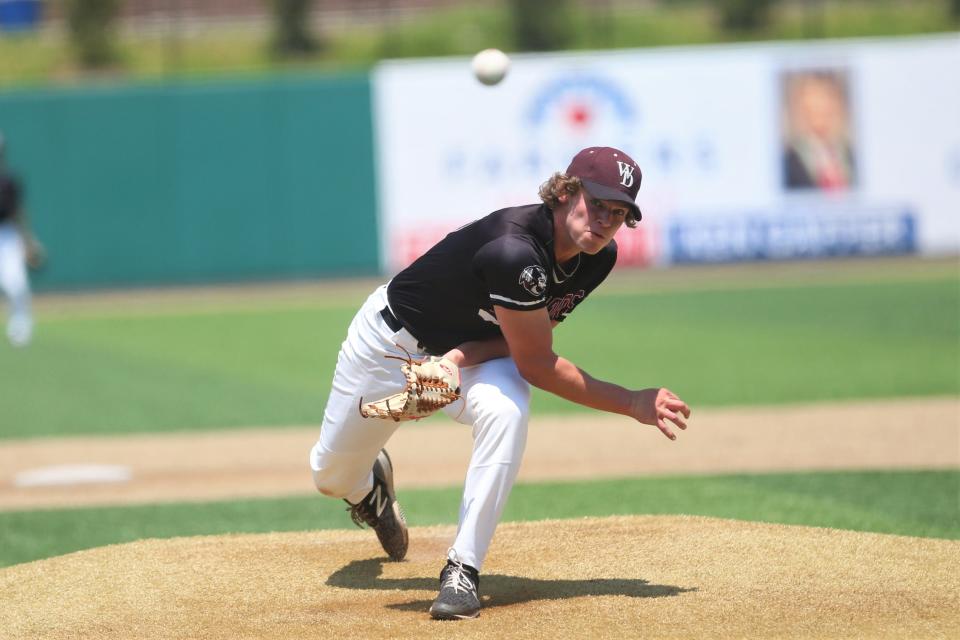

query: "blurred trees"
left=1, top=0, right=952, bottom=86
left=717, top=0, right=777, bottom=32
left=506, top=0, right=784, bottom=50
left=509, top=0, right=574, bottom=51
left=65, top=0, right=120, bottom=68
left=269, top=0, right=320, bottom=57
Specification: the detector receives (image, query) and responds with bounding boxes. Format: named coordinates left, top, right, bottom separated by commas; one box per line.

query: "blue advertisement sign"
left=669, top=209, right=916, bottom=263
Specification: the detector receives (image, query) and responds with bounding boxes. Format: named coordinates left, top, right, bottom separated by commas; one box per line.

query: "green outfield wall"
left=0, top=73, right=379, bottom=289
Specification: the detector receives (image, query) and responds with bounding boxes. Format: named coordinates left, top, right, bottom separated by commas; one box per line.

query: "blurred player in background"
left=309, top=146, right=691, bottom=620
left=0, top=132, right=42, bottom=347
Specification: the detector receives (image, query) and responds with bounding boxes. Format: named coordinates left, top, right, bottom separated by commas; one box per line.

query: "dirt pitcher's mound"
left=1, top=516, right=957, bottom=640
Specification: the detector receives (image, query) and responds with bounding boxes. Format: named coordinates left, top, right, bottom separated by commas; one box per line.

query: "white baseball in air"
left=472, top=48, right=510, bottom=86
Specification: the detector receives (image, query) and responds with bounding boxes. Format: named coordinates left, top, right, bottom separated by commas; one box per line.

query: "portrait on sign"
left=781, top=68, right=857, bottom=192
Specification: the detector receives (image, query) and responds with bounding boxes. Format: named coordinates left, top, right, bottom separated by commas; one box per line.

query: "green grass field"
left=1, top=470, right=956, bottom=569
left=2, top=268, right=957, bottom=439
left=1, top=259, right=957, bottom=569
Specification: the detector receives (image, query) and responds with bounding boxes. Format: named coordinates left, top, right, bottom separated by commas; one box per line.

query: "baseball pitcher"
left=309, top=146, right=691, bottom=620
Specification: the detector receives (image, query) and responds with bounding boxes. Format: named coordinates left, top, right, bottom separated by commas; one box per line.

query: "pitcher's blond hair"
left=538, top=172, right=639, bottom=228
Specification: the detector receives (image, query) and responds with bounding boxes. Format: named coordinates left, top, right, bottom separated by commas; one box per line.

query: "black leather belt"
left=380, top=306, right=429, bottom=352
left=379, top=306, right=403, bottom=332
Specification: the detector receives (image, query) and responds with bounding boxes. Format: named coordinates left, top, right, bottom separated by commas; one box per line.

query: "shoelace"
left=346, top=501, right=375, bottom=528
left=347, top=494, right=405, bottom=528
left=442, top=560, right=477, bottom=595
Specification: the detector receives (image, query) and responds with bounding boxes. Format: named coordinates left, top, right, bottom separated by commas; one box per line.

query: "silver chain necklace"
left=554, top=253, right=581, bottom=282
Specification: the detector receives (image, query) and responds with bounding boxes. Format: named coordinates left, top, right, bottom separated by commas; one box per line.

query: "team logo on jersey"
left=519, top=265, right=547, bottom=297
left=617, top=161, right=636, bottom=187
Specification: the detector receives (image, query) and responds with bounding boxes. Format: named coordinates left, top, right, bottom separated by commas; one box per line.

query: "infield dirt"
left=1, top=515, right=958, bottom=639
left=1, top=396, right=957, bottom=511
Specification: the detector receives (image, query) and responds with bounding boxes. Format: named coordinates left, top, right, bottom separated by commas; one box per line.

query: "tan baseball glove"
left=359, top=348, right=461, bottom=422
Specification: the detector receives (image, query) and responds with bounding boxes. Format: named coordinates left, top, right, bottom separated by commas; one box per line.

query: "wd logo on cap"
left=617, top=161, right=636, bottom=187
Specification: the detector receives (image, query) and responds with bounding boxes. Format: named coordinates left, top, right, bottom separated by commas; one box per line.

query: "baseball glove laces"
left=359, top=346, right=462, bottom=422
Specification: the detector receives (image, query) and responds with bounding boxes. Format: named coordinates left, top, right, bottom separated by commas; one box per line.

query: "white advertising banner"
left=373, top=35, right=960, bottom=272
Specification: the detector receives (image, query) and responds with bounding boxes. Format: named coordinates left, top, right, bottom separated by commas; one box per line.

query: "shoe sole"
left=429, top=604, right=480, bottom=620
left=372, top=449, right=408, bottom=561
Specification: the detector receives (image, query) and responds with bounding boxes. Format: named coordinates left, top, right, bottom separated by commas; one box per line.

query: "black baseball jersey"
left=387, top=203, right=616, bottom=355
left=0, top=172, right=22, bottom=223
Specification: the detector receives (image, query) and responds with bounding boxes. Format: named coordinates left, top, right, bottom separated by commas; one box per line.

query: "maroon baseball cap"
left=566, top=146, right=643, bottom=221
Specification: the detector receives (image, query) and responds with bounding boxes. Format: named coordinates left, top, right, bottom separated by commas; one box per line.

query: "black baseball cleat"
left=429, top=552, right=481, bottom=620
left=344, top=449, right=408, bottom=561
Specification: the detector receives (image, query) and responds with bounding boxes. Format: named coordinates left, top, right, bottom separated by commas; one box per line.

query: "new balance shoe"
left=429, top=550, right=481, bottom=620
left=345, top=449, right=408, bottom=561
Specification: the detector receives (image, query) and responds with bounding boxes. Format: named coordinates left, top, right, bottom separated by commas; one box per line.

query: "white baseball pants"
left=0, top=222, right=32, bottom=347
left=310, top=285, right=530, bottom=571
